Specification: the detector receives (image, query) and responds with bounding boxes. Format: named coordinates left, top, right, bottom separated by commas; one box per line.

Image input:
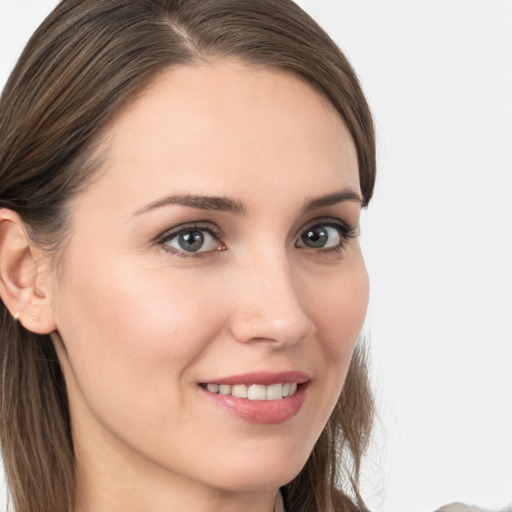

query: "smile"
left=203, top=382, right=299, bottom=400
left=198, top=371, right=310, bottom=424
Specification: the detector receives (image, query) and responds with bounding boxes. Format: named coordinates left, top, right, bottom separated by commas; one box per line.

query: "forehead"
left=84, top=60, right=359, bottom=209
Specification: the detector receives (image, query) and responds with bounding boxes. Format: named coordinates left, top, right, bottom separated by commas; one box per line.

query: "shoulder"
left=435, top=504, right=512, bottom=512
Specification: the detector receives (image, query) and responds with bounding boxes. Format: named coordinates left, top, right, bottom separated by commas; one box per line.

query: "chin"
left=197, top=443, right=311, bottom=493
left=212, top=467, right=302, bottom=494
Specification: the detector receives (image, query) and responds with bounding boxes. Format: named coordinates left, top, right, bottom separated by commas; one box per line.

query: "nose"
left=227, top=254, right=315, bottom=348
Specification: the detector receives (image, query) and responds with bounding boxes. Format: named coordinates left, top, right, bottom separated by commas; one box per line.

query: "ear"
left=0, top=209, right=57, bottom=334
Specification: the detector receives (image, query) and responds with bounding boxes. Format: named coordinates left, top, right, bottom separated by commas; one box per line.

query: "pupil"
left=303, top=226, right=328, bottom=248
left=179, top=230, right=204, bottom=252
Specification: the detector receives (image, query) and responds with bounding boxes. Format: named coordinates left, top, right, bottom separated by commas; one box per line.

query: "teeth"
left=231, top=384, right=248, bottom=398
left=204, top=382, right=299, bottom=400
left=266, top=383, right=283, bottom=400
left=248, top=384, right=266, bottom=400
left=219, top=385, right=231, bottom=395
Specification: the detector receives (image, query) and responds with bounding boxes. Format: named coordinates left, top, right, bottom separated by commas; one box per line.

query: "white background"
left=1, top=1, right=511, bottom=511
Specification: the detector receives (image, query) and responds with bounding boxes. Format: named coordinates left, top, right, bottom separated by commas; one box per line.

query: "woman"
left=0, top=1, right=376, bottom=511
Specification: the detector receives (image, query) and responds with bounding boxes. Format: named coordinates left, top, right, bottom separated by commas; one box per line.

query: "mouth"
left=198, top=371, right=310, bottom=424
left=199, top=382, right=300, bottom=400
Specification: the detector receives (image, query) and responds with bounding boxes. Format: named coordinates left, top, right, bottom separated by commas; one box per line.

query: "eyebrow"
left=134, top=187, right=361, bottom=216
left=302, top=188, right=362, bottom=212
left=135, top=194, right=247, bottom=216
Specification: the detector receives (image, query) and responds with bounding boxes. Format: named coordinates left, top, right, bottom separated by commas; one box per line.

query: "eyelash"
left=156, top=218, right=358, bottom=259
left=157, top=222, right=225, bottom=259
left=295, top=218, right=358, bottom=255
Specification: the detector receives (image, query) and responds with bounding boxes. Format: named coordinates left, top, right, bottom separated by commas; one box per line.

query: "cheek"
left=52, top=256, right=234, bottom=472
left=308, top=256, right=369, bottom=362
left=64, top=266, right=219, bottom=358
left=52, top=251, right=225, bottom=416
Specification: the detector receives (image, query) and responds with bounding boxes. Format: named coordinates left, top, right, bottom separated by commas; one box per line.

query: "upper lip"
left=199, top=371, right=310, bottom=386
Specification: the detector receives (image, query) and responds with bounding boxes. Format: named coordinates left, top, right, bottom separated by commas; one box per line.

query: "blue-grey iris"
left=179, top=230, right=205, bottom=252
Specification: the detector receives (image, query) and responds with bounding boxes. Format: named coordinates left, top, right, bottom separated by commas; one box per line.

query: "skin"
left=2, top=60, right=369, bottom=512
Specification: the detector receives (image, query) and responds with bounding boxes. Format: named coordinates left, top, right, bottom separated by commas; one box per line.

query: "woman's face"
left=48, top=60, right=368, bottom=501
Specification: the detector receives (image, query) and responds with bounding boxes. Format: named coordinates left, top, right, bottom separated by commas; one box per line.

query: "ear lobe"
left=0, top=209, right=57, bottom=334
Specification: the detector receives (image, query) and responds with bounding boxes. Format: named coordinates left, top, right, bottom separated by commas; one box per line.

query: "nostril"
left=228, top=308, right=313, bottom=347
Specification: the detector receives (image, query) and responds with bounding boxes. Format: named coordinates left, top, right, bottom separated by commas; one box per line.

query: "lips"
left=198, top=371, right=310, bottom=424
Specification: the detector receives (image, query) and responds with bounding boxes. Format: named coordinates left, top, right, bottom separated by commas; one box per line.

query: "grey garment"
left=435, top=504, right=512, bottom=512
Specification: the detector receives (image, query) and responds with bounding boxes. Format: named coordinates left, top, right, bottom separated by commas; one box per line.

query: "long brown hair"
left=0, top=1, right=376, bottom=511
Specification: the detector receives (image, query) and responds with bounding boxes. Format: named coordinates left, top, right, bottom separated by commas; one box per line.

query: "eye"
left=160, top=225, right=224, bottom=256
left=296, top=220, right=354, bottom=250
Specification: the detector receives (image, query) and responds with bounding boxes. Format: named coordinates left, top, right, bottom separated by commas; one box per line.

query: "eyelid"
left=297, top=216, right=357, bottom=238
left=295, top=217, right=359, bottom=250
left=156, top=221, right=223, bottom=242
left=156, top=221, right=225, bottom=257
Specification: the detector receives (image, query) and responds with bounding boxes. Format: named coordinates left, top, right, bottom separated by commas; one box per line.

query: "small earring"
left=13, top=312, right=21, bottom=321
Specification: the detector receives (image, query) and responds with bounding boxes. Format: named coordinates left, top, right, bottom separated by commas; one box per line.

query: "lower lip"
left=199, top=383, right=308, bottom=425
